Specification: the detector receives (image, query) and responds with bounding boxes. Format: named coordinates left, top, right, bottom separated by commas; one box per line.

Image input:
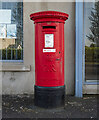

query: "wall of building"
left=2, top=2, right=75, bottom=95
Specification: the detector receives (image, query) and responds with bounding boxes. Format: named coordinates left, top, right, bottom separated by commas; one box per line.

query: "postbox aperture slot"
left=43, top=26, right=56, bottom=29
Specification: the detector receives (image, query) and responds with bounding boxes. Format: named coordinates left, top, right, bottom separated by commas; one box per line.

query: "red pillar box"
left=30, top=11, right=69, bottom=108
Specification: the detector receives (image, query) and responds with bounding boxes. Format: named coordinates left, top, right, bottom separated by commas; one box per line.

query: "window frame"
left=75, top=1, right=83, bottom=97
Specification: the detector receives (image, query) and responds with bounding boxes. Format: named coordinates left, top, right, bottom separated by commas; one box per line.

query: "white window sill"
left=0, top=65, right=31, bottom=72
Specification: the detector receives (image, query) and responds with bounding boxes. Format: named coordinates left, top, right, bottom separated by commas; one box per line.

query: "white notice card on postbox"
left=43, top=49, right=56, bottom=52
left=45, top=34, right=54, bottom=48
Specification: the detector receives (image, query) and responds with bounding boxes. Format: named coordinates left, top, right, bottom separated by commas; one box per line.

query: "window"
left=84, top=1, right=99, bottom=82
left=0, top=2, right=23, bottom=61
left=75, top=1, right=99, bottom=97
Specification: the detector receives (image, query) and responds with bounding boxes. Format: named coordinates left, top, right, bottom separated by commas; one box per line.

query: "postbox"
left=30, top=11, right=69, bottom=108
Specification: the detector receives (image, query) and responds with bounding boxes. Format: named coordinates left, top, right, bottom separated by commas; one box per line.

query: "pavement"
left=1, top=94, right=99, bottom=119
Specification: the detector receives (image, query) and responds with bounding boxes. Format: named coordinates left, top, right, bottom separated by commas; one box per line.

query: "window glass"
left=84, top=2, right=99, bottom=81
left=0, top=2, right=23, bottom=61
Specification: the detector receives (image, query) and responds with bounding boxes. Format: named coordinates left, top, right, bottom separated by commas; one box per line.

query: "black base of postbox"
left=34, top=85, right=65, bottom=108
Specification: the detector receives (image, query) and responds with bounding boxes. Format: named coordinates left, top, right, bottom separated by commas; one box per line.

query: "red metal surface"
left=30, top=11, right=69, bottom=23
left=30, top=11, right=69, bottom=87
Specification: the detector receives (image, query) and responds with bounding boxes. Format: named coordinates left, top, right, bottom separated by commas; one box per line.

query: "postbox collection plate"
left=45, top=34, right=54, bottom=48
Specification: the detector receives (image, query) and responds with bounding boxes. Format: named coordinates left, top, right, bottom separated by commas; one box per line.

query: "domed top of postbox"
left=30, top=11, right=69, bottom=23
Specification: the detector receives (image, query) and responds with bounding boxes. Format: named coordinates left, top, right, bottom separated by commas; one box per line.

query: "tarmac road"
left=2, top=94, right=99, bottom=119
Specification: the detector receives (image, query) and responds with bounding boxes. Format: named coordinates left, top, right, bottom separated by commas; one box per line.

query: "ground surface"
left=2, top=94, right=99, bottom=119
